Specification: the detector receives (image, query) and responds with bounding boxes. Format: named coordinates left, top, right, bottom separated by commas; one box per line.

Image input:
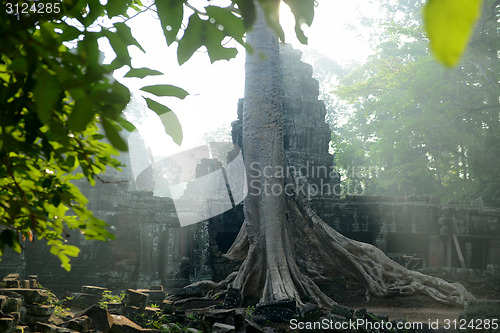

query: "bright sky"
left=109, top=0, right=375, bottom=160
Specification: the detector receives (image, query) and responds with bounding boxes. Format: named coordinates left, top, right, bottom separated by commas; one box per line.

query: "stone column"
left=428, top=235, right=445, bottom=267
left=488, top=240, right=500, bottom=265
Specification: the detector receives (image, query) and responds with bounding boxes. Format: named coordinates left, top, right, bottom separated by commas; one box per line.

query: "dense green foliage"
left=332, top=0, right=500, bottom=206
left=0, top=0, right=315, bottom=268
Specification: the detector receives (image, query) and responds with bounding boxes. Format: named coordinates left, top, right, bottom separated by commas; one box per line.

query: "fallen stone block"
left=63, top=315, right=92, bottom=332
left=124, top=290, right=149, bottom=310
left=330, top=303, right=354, bottom=319
left=147, top=285, right=163, bottom=291
left=25, top=304, right=55, bottom=317
left=253, top=307, right=294, bottom=323
left=0, top=317, right=16, bottom=333
left=77, top=305, right=113, bottom=332
left=301, top=302, right=323, bottom=321
left=2, top=274, right=21, bottom=289
left=0, top=288, right=51, bottom=304
left=14, top=325, right=29, bottom=333
left=5, top=298, right=22, bottom=313
left=221, top=288, right=241, bottom=309
left=4, top=312, right=21, bottom=325
left=212, top=322, right=235, bottom=333
left=35, top=322, right=79, bottom=333
left=109, top=314, right=144, bottom=333
left=255, top=298, right=296, bottom=312
left=465, top=299, right=500, bottom=317
left=81, top=286, right=109, bottom=296
left=245, top=319, right=265, bottom=333
left=28, top=275, right=38, bottom=289
left=63, top=293, right=100, bottom=310
left=136, top=289, right=165, bottom=303
left=202, top=309, right=236, bottom=326
left=24, top=313, right=52, bottom=326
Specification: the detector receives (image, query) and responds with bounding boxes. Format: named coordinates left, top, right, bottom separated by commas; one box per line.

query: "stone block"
left=63, top=293, right=100, bottom=310
left=81, top=285, right=108, bottom=296
left=253, top=307, right=294, bottom=323
left=25, top=304, right=55, bottom=317
left=202, top=309, right=235, bottom=326
left=212, top=322, right=235, bottom=333
left=76, top=305, right=113, bottom=332
left=147, top=285, right=163, bottom=291
left=255, top=298, right=296, bottom=312
left=244, top=319, right=264, bottom=333
left=64, top=315, right=92, bottom=332
left=301, top=303, right=323, bottom=321
left=330, top=303, right=354, bottom=319
left=0, top=318, right=16, bottom=333
left=123, top=290, right=149, bottom=309
left=0, top=289, right=51, bottom=304
left=465, top=299, right=500, bottom=317
left=222, top=288, right=241, bottom=309
left=136, top=289, right=165, bottom=302
left=159, top=300, right=175, bottom=314
left=3, top=312, right=20, bottom=325
left=109, top=314, right=144, bottom=333
left=35, top=322, right=79, bottom=333
left=14, top=325, right=29, bottom=333
left=0, top=295, right=8, bottom=310
left=5, top=298, right=22, bottom=312
left=119, top=305, right=147, bottom=322
left=2, top=279, right=20, bottom=289
left=25, top=314, right=52, bottom=326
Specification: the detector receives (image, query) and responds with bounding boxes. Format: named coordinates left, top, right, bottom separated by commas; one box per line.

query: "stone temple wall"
left=1, top=44, right=500, bottom=293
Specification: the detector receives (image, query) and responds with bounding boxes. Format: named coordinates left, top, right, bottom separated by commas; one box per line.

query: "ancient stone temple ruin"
left=1, top=44, right=500, bottom=294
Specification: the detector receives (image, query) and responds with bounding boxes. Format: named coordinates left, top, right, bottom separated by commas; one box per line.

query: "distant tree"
left=332, top=0, right=499, bottom=205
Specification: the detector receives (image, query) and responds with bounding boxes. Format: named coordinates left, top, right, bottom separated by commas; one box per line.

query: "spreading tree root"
left=188, top=188, right=475, bottom=309
left=219, top=187, right=475, bottom=309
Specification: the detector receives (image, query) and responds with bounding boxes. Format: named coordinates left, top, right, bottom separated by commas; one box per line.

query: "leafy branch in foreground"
left=0, top=0, right=316, bottom=269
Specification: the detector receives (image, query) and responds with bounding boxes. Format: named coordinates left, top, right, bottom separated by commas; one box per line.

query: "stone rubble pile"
left=1, top=273, right=499, bottom=332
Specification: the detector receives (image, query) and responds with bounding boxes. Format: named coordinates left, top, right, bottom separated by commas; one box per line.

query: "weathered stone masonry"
left=1, top=44, right=500, bottom=294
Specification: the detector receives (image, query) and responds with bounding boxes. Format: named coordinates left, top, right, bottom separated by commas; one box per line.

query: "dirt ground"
left=344, top=295, right=463, bottom=327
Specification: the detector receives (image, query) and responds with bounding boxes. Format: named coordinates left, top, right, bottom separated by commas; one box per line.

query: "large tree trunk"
left=221, top=2, right=475, bottom=309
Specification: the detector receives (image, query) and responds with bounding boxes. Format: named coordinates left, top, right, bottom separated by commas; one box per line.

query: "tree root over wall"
left=209, top=183, right=475, bottom=309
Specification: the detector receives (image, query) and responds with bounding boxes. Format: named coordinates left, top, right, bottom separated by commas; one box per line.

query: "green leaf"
left=177, top=14, right=204, bottom=65
left=33, top=72, right=60, bottom=124
left=0, top=230, right=22, bottom=253
left=159, top=111, right=183, bottom=146
left=106, top=0, right=131, bottom=17
left=206, top=6, right=246, bottom=44
left=102, top=118, right=128, bottom=151
left=114, top=22, right=145, bottom=53
left=140, top=84, right=189, bottom=99
left=205, top=24, right=238, bottom=63
left=104, top=30, right=132, bottom=67
left=117, top=117, right=136, bottom=132
left=143, top=97, right=183, bottom=145
left=124, top=67, right=164, bottom=78
left=423, top=0, right=482, bottom=67
left=68, top=101, right=96, bottom=132
left=156, top=0, right=184, bottom=46
left=234, top=0, right=256, bottom=28
left=143, top=97, right=171, bottom=116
